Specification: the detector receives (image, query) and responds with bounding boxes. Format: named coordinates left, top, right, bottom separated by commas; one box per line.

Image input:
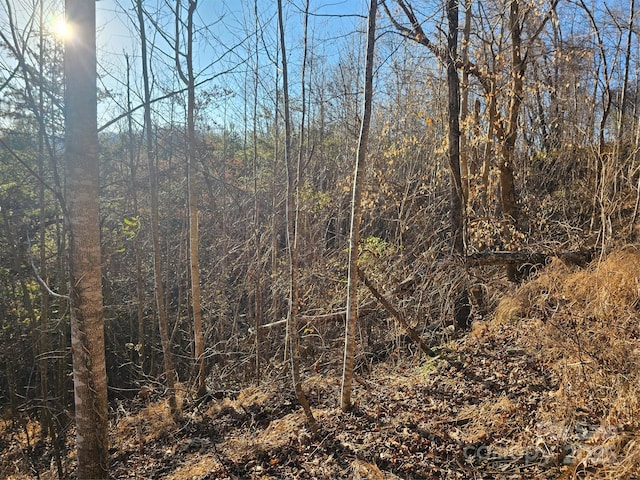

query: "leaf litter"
left=6, top=248, right=640, bottom=479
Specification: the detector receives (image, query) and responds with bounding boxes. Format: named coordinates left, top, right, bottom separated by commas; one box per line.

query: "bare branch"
left=27, top=238, right=69, bottom=300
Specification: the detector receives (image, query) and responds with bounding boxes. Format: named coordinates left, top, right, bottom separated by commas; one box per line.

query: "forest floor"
left=4, top=248, right=640, bottom=479
left=106, top=326, right=568, bottom=480
left=4, top=325, right=567, bottom=480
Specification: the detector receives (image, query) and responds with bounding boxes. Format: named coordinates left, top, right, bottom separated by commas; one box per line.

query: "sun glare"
left=51, top=17, right=72, bottom=40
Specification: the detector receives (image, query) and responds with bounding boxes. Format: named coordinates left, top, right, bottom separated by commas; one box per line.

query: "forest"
left=2, top=0, right=640, bottom=478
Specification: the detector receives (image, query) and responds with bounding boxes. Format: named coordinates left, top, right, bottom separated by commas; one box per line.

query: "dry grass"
left=163, top=454, right=222, bottom=480
left=114, top=385, right=187, bottom=447
left=492, top=247, right=640, bottom=478
left=456, top=395, right=520, bottom=445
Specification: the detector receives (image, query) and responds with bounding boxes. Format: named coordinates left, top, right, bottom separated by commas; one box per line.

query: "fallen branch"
left=358, top=270, right=438, bottom=357
left=257, top=272, right=422, bottom=331
left=258, top=300, right=379, bottom=330
left=300, top=300, right=378, bottom=324
left=258, top=319, right=287, bottom=329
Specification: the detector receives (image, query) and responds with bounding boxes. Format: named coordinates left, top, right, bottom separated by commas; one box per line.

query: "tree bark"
left=498, top=0, right=525, bottom=226
left=341, top=0, right=377, bottom=412
left=252, top=0, right=263, bottom=383
left=446, top=0, right=464, bottom=256
left=460, top=0, right=473, bottom=198
left=277, top=0, right=317, bottom=432
left=64, top=0, right=109, bottom=476
left=124, top=53, right=146, bottom=375
left=175, top=0, right=206, bottom=399
left=37, top=0, right=51, bottom=442
left=136, top=0, right=179, bottom=416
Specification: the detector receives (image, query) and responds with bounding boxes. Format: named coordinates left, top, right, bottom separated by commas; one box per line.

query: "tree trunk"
left=446, top=0, right=464, bottom=256
left=341, top=0, right=377, bottom=412
left=252, top=0, right=263, bottom=382
left=136, top=0, right=179, bottom=416
left=37, top=0, right=51, bottom=441
left=499, top=0, right=525, bottom=226
left=175, top=0, right=206, bottom=399
left=124, top=52, right=146, bottom=376
left=277, top=0, right=317, bottom=432
left=460, top=0, right=473, bottom=198
left=271, top=48, right=281, bottom=336
left=64, top=0, right=109, bottom=476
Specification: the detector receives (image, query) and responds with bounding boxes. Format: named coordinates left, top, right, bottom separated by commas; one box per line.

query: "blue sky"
left=6, top=0, right=625, bottom=134
left=94, top=0, right=367, bottom=63
left=90, top=0, right=370, bottom=130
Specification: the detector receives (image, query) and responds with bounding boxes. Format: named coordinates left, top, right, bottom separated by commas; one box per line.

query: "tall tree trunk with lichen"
left=64, top=0, right=109, bottom=476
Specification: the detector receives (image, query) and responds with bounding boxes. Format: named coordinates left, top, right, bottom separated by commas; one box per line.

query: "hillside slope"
left=4, top=248, right=640, bottom=479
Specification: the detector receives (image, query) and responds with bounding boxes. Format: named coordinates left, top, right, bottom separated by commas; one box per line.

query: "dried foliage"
left=7, top=248, right=640, bottom=478
left=492, top=247, right=640, bottom=478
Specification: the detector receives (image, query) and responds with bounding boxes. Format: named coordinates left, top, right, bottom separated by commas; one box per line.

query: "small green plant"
left=115, top=216, right=141, bottom=253
left=359, top=236, right=396, bottom=263
left=417, top=356, right=442, bottom=377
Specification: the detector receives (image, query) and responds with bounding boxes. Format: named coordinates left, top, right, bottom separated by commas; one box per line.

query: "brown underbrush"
left=492, top=246, right=640, bottom=478
left=4, top=248, right=640, bottom=478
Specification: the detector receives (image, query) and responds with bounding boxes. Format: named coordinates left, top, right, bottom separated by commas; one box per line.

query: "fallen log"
left=358, top=270, right=438, bottom=357
left=294, top=274, right=425, bottom=325
left=465, top=249, right=595, bottom=268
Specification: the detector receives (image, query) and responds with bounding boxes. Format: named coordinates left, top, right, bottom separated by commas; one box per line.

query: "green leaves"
left=116, top=216, right=141, bottom=252
left=122, top=216, right=141, bottom=241
left=360, top=235, right=397, bottom=262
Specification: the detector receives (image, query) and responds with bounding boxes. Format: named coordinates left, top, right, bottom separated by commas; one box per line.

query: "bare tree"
left=174, top=0, right=206, bottom=398
left=382, top=0, right=465, bottom=255
left=576, top=0, right=619, bottom=246
left=446, top=0, right=463, bottom=256
left=37, top=0, right=51, bottom=446
left=136, top=0, right=179, bottom=416
left=124, top=52, right=146, bottom=375
left=341, top=0, right=378, bottom=412
left=384, top=0, right=558, bottom=263
left=252, top=0, right=263, bottom=383
left=460, top=0, right=473, bottom=201
left=277, top=0, right=317, bottom=432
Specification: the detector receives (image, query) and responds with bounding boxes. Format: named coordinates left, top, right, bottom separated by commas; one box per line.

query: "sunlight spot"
left=51, top=16, right=73, bottom=40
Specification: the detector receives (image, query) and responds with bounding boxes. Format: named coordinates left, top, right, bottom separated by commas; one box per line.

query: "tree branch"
left=359, top=270, right=438, bottom=357
left=25, top=235, right=69, bottom=301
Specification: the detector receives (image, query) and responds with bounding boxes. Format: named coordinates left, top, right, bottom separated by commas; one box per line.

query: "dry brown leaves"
left=11, top=249, right=640, bottom=479
left=491, top=246, right=640, bottom=478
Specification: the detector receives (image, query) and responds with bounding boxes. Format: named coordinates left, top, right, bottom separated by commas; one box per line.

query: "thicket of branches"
left=1, top=0, right=640, bottom=468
